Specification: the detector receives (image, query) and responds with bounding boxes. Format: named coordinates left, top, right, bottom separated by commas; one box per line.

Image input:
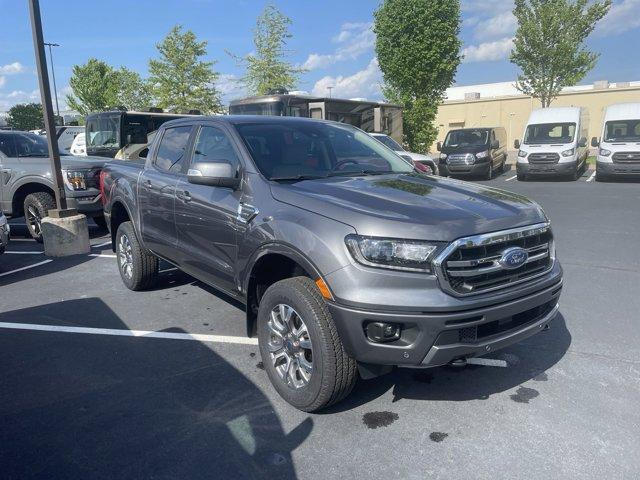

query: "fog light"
left=365, top=322, right=401, bottom=343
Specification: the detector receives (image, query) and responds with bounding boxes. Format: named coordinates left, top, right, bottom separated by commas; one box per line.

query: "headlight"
left=475, top=150, right=489, bottom=159
left=345, top=234, right=443, bottom=273
left=599, top=148, right=611, bottom=156
left=63, top=170, right=88, bottom=190
left=518, top=150, right=528, bottom=158
left=561, top=148, right=575, bottom=157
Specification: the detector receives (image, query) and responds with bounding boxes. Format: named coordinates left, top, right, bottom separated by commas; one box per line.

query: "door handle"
left=177, top=190, right=191, bottom=202
left=145, top=179, right=152, bottom=187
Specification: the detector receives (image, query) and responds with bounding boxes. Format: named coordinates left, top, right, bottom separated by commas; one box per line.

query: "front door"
left=138, top=124, right=194, bottom=260
left=174, top=124, right=243, bottom=293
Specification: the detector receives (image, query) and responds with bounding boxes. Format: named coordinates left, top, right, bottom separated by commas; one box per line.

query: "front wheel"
left=517, top=172, right=527, bottom=181
left=23, top=191, right=55, bottom=242
left=258, top=276, right=358, bottom=412
left=115, top=221, right=159, bottom=291
left=484, top=163, right=493, bottom=180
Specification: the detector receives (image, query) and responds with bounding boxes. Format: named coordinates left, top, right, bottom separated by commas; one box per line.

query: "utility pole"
left=44, top=42, right=60, bottom=119
left=28, top=0, right=69, bottom=212
left=327, top=86, right=334, bottom=99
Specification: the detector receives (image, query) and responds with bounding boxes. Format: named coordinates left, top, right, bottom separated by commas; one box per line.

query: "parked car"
left=102, top=116, right=563, bottom=412
left=437, top=127, right=507, bottom=180
left=32, top=125, right=85, bottom=154
left=591, top=103, right=640, bottom=181
left=0, top=211, right=9, bottom=254
left=515, top=107, right=589, bottom=181
left=0, top=130, right=107, bottom=241
left=369, top=133, right=439, bottom=174
left=70, top=132, right=86, bottom=156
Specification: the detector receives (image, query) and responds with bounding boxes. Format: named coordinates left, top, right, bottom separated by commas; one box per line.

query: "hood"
left=599, top=140, right=640, bottom=151
left=270, top=174, right=547, bottom=242
left=399, top=151, right=434, bottom=162
left=521, top=142, right=574, bottom=154
left=59, top=155, right=107, bottom=170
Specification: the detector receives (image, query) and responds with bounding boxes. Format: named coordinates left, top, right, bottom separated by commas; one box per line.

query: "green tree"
left=114, top=67, right=153, bottom=111
left=230, top=4, right=306, bottom=95
left=374, top=0, right=462, bottom=152
left=149, top=25, right=222, bottom=113
left=66, top=58, right=119, bottom=115
left=510, top=0, right=611, bottom=107
left=6, top=103, right=44, bottom=131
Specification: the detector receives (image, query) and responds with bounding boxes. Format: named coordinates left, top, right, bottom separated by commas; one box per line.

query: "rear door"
left=174, top=122, right=244, bottom=293
left=138, top=124, right=194, bottom=260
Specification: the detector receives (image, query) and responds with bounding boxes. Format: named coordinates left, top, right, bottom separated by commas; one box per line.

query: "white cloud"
left=474, top=11, right=517, bottom=41
left=596, top=0, right=640, bottom=35
left=462, top=37, right=514, bottom=63
left=0, top=76, right=5, bottom=89
left=216, top=74, right=246, bottom=104
left=0, top=62, right=25, bottom=75
left=311, top=58, right=383, bottom=99
left=302, top=22, right=375, bottom=70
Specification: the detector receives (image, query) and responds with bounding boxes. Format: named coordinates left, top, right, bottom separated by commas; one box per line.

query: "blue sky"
left=1, top=0, right=639, bottom=112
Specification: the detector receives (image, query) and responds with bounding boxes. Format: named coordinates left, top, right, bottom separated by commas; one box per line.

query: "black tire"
left=484, top=163, right=493, bottom=180
left=595, top=171, right=608, bottom=182
left=517, top=172, right=527, bottom=181
left=23, top=191, right=55, bottom=242
left=258, top=276, right=358, bottom=412
left=92, top=215, right=107, bottom=230
left=570, top=165, right=580, bottom=181
left=115, top=221, right=159, bottom=291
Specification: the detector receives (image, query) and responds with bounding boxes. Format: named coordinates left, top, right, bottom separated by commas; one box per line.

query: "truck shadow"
left=0, top=298, right=310, bottom=479
left=327, top=313, right=571, bottom=411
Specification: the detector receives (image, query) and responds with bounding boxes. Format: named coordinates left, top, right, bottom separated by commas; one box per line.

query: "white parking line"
left=159, top=267, right=178, bottom=273
left=5, top=251, right=44, bottom=255
left=92, top=241, right=112, bottom=248
left=505, top=175, right=517, bottom=181
left=0, top=259, right=53, bottom=277
left=89, top=253, right=117, bottom=258
left=586, top=171, right=596, bottom=182
left=0, top=321, right=259, bottom=345
left=466, top=357, right=508, bottom=368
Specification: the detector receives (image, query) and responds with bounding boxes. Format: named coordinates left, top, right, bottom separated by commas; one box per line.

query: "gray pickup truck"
left=0, top=130, right=106, bottom=241
left=102, top=116, right=563, bottom=412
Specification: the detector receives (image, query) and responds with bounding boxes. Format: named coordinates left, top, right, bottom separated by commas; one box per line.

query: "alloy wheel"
left=26, top=205, right=42, bottom=237
left=267, top=304, right=313, bottom=389
left=118, top=233, right=134, bottom=280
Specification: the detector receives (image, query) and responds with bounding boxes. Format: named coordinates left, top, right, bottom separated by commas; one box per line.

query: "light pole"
left=327, top=86, right=334, bottom=98
left=43, top=41, right=60, bottom=119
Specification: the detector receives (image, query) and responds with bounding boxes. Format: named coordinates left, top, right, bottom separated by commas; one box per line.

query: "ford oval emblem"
left=499, top=247, right=529, bottom=270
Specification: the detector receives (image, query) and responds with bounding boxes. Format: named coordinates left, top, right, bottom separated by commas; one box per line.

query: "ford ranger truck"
left=101, top=116, right=563, bottom=412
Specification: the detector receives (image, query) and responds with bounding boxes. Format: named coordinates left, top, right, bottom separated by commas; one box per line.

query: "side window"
left=154, top=126, right=193, bottom=173
left=192, top=126, right=240, bottom=171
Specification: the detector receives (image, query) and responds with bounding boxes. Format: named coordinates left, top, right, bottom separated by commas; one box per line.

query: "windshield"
left=604, top=119, right=640, bottom=142
left=230, top=101, right=284, bottom=116
left=87, top=114, right=120, bottom=149
left=524, top=123, right=576, bottom=144
left=0, top=132, right=50, bottom=157
left=444, top=129, right=489, bottom=147
left=235, top=121, right=414, bottom=181
left=373, top=134, right=404, bottom=151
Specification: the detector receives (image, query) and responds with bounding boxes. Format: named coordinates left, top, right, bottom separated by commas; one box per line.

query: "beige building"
left=432, top=80, right=640, bottom=154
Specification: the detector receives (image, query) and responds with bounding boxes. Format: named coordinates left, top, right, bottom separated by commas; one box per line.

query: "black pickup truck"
left=101, top=116, right=563, bottom=411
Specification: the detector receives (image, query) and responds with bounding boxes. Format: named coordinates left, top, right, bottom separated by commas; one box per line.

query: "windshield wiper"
left=270, top=174, right=326, bottom=182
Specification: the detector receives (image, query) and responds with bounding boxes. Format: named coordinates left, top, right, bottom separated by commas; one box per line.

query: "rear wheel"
left=115, top=221, right=158, bottom=291
left=23, top=192, right=55, bottom=242
left=258, top=276, right=357, bottom=412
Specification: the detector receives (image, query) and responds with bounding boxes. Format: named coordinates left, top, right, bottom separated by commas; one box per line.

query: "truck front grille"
left=528, top=153, right=560, bottom=164
left=434, top=223, right=554, bottom=296
left=612, top=151, right=640, bottom=163
left=447, top=154, right=475, bottom=165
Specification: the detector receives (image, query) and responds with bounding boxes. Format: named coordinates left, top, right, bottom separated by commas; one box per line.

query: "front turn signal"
left=315, top=277, right=334, bottom=301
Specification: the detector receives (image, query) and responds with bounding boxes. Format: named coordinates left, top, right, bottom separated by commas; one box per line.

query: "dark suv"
left=102, top=116, right=562, bottom=411
left=438, top=127, right=508, bottom=180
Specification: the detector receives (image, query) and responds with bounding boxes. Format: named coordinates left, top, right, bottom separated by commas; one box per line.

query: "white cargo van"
left=515, top=107, right=589, bottom=181
left=591, top=103, right=640, bottom=181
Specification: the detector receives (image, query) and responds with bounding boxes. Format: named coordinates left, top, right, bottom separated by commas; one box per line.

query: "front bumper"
left=517, top=160, right=577, bottom=176
left=597, top=160, right=640, bottom=177
left=328, top=277, right=562, bottom=367
left=440, top=161, right=489, bottom=177
left=66, top=190, right=103, bottom=217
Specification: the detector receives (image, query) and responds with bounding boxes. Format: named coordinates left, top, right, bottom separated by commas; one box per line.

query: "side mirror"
left=514, top=139, right=520, bottom=149
left=187, top=161, right=240, bottom=189
left=436, top=141, right=442, bottom=152
left=578, top=137, right=587, bottom=148
left=591, top=137, right=599, bottom=148
left=138, top=147, right=149, bottom=159
left=491, top=139, right=499, bottom=149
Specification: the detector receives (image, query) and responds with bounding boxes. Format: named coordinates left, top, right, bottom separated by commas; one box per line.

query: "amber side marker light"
left=315, top=278, right=334, bottom=300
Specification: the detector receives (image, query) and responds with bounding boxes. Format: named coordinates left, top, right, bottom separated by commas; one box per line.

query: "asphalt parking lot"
left=1, top=170, right=639, bottom=479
